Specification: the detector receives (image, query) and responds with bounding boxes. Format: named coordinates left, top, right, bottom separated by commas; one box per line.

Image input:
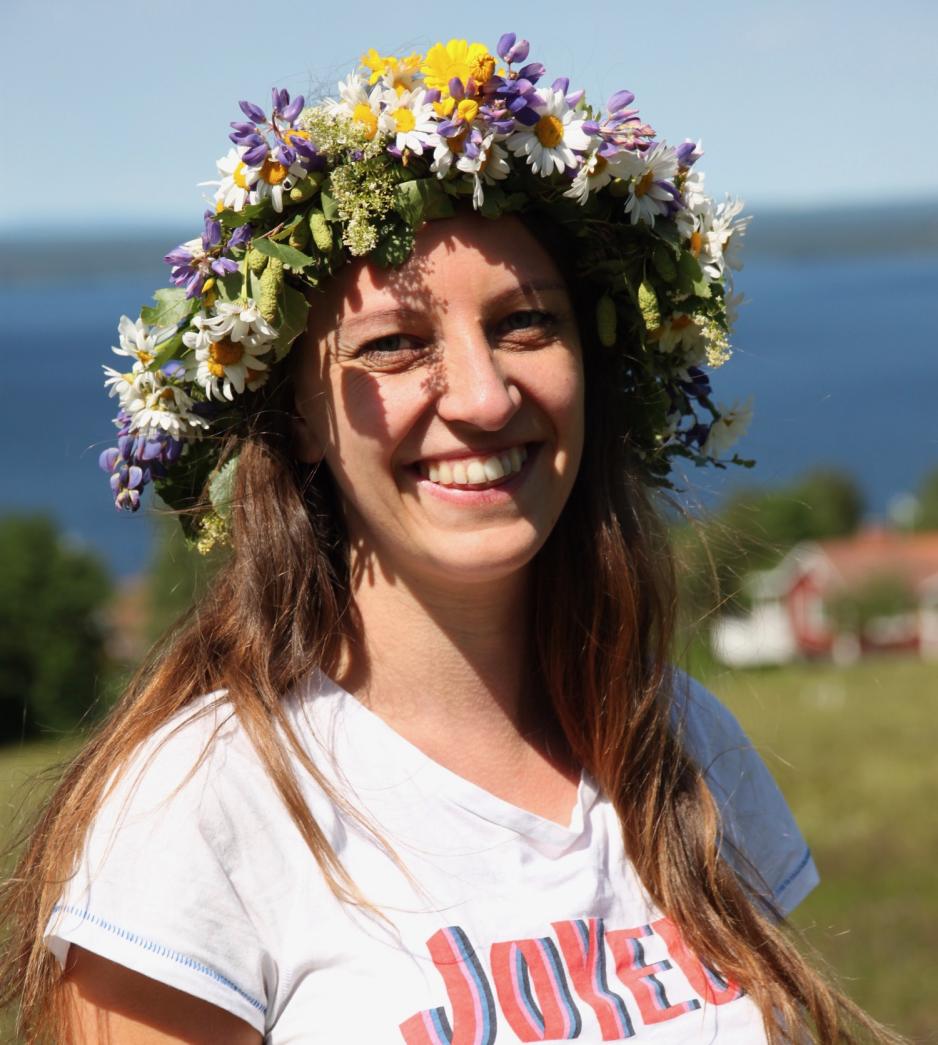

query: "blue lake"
left=2, top=250, right=935, bottom=576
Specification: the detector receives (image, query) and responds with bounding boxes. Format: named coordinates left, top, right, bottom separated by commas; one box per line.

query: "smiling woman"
left=0, top=34, right=903, bottom=1045
left=293, top=214, right=585, bottom=593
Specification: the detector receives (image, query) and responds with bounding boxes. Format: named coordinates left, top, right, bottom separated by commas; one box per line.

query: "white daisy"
left=456, top=134, right=510, bottom=209
left=192, top=337, right=271, bottom=402
left=111, top=315, right=161, bottom=366
left=655, top=313, right=707, bottom=361
left=682, top=192, right=748, bottom=280
left=250, top=155, right=308, bottom=214
left=202, top=148, right=258, bottom=213
left=674, top=169, right=708, bottom=239
left=506, top=86, right=591, bottom=177
left=429, top=128, right=470, bottom=177
left=381, top=88, right=437, bottom=155
left=713, top=198, right=749, bottom=272
left=563, top=142, right=638, bottom=205
left=623, top=142, right=679, bottom=226
left=184, top=300, right=277, bottom=401
left=201, top=300, right=278, bottom=347
left=122, top=371, right=208, bottom=442
left=325, top=74, right=385, bottom=142
left=702, top=397, right=753, bottom=458
left=102, top=365, right=143, bottom=406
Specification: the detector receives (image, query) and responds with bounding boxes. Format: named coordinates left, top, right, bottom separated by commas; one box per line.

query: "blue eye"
left=499, top=310, right=552, bottom=333
left=358, top=333, right=421, bottom=358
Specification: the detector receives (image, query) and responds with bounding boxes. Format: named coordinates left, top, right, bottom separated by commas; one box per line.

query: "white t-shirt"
left=45, top=671, right=818, bottom=1043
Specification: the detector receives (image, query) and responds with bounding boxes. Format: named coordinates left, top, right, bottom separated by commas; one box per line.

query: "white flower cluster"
left=182, top=301, right=278, bottom=402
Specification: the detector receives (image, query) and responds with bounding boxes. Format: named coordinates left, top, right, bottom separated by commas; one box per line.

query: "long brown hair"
left=0, top=214, right=902, bottom=1043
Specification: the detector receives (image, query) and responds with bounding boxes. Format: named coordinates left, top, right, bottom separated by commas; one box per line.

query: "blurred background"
left=1, top=0, right=936, bottom=1037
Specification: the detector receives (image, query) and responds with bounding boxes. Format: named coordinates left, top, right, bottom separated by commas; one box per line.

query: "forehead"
left=311, top=213, right=568, bottom=331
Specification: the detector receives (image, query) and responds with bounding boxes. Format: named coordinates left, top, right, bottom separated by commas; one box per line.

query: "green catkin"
left=309, top=209, right=333, bottom=253
left=258, top=258, right=284, bottom=323
left=246, top=246, right=268, bottom=276
left=289, top=221, right=311, bottom=251
left=288, top=172, right=324, bottom=203
left=596, top=295, right=617, bottom=348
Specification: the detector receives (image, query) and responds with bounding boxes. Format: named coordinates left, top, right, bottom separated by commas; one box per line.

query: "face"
left=292, top=212, right=585, bottom=591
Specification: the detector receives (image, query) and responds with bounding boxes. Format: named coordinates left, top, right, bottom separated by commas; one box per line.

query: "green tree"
left=914, top=468, right=938, bottom=530
left=146, top=514, right=224, bottom=642
left=0, top=515, right=113, bottom=739
left=675, top=468, right=864, bottom=621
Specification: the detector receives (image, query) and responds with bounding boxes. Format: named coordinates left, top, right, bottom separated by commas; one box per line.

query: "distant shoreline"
left=2, top=200, right=937, bottom=284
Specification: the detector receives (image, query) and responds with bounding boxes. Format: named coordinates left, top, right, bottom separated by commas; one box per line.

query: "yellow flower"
left=360, top=48, right=391, bottom=85
left=360, top=49, right=422, bottom=89
left=421, top=39, right=490, bottom=95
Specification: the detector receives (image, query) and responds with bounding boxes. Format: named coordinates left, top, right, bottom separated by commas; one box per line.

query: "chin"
left=412, top=526, right=549, bottom=588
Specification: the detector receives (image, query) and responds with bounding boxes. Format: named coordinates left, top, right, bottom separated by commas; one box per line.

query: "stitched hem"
left=50, top=903, right=266, bottom=1015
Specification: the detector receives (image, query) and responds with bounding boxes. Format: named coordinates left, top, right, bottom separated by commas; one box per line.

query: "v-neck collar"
left=300, top=670, right=600, bottom=851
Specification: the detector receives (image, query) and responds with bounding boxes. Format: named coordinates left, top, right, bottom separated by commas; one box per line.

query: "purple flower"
left=109, top=464, right=145, bottom=511
left=228, top=223, right=252, bottom=250
left=681, top=367, right=712, bottom=400
left=607, top=89, right=636, bottom=115
left=675, top=139, right=703, bottom=168
left=239, top=99, right=266, bottom=124
left=165, top=211, right=242, bottom=298
left=100, top=410, right=187, bottom=511
left=496, top=33, right=530, bottom=65
left=230, top=87, right=316, bottom=182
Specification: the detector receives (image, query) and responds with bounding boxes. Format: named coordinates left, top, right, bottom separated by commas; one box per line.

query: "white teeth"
left=483, top=457, right=505, bottom=481
left=420, top=446, right=529, bottom=488
left=465, top=461, right=486, bottom=484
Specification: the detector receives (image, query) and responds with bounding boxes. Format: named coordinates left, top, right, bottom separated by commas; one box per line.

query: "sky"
left=2, top=0, right=936, bottom=234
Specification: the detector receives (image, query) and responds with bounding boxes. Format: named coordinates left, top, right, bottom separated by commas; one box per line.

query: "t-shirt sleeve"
left=671, top=670, right=820, bottom=917
left=44, top=704, right=271, bottom=1035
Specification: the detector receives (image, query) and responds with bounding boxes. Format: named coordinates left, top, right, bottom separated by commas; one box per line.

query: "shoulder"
left=45, top=680, right=342, bottom=1034
left=668, top=668, right=820, bottom=917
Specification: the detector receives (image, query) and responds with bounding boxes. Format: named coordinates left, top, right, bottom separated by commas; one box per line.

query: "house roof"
left=812, top=528, right=938, bottom=590
left=747, top=528, right=938, bottom=599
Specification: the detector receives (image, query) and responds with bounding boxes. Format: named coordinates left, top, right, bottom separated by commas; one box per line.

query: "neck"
left=337, top=563, right=533, bottom=743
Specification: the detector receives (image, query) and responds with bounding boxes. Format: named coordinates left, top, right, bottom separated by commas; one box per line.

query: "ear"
left=291, top=396, right=324, bottom=464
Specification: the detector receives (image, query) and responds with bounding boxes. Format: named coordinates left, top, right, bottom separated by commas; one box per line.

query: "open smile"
left=415, top=445, right=530, bottom=491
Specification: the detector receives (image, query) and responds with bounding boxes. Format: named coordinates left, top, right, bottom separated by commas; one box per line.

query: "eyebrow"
left=337, top=279, right=570, bottom=334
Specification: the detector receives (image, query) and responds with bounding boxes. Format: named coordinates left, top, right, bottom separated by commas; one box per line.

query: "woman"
left=0, top=35, right=898, bottom=1043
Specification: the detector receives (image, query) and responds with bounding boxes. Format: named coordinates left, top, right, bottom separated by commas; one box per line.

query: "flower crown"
left=99, top=34, right=752, bottom=552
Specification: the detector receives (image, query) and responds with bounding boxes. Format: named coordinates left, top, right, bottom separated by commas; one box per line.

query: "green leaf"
left=152, top=330, right=186, bottom=369
left=394, top=178, right=455, bottom=228
left=654, top=221, right=682, bottom=249
left=270, top=213, right=304, bottom=241
left=479, top=187, right=506, bottom=219
left=272, top=284, right=310, bottom=361
left=370, top=220, right=415, bottom=268
left=319, top=189, right=339, bottom=220
left=215, top=271, right=246, bottom=303
left=217, top=202, right=270, bottom=228
left=251, top=237, right=313, bottom=271
left=652, top=243, right=677, bottom=282
left=208, top=454, right=240, bottom=523
left=140, top=287, right=195, bottom=328
left=676, top=251, right=703, bottom=295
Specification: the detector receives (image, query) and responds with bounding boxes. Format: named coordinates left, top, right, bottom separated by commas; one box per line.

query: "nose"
left=435, top=324, right=521, bottom=431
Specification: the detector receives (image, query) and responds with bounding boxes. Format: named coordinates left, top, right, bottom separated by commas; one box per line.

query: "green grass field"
left=699, top=656, right=938, bottom=1041
left=0, top=657, right=935, bottom=1039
